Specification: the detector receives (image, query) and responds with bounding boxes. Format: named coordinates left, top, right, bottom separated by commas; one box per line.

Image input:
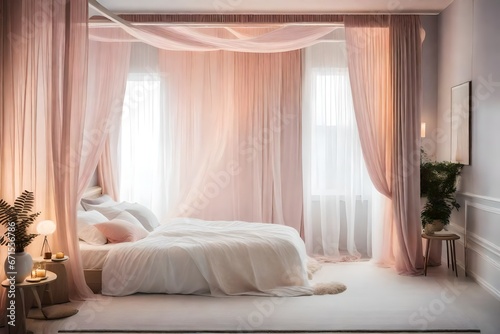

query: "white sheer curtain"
left=302, top=41, right=377, bottom=261
left=119, top=73, right=171, bottom=217
left=118, top=44, right=171, bottom=219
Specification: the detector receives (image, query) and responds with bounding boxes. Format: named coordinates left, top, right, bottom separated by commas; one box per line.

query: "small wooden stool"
left=422, top=233, right=460, bottom=277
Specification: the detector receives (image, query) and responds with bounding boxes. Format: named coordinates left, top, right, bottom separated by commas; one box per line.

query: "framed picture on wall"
left=450, top=81, right=471, bottom=165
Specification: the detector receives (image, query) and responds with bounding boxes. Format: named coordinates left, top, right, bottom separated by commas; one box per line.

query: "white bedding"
left=101, top=218, right=313, bottom=297
left=80, top=241, right=116, bottom=269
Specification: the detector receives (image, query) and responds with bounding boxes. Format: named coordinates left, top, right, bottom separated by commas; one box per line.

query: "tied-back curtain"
left=389, top=16, right=424, bottom=274
left=344, top=17, right=395, bottom=267
left=119, top=46, right=304, bottom=232
left=0, top=0, right=93, bottom=308
left=82, top=38, right=131, bottom=200
left=302, top=41, right=375, bottom=261
left=345, top=16, right=423, bottom=275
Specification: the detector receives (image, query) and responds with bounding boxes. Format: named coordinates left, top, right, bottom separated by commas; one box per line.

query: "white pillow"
left=81, top=194, right=115, bottom=207
left=77, top=223, right=107, bottom=245
left=124, top=203, right=160, bottom=232
left=76, top=210, right=108, bottom=245
left=77, top=210, right=108, bottom=225
left=82, top=201, right=160, bottom=232
left=113, top=211, right=143, bottom=227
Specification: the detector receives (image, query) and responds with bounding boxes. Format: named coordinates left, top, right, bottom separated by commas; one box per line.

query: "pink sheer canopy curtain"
left=45, top=0, right=94, bottom=300
left=156, top=50, right=303, bottom=231
left=88, top=3, right=343, bottom=233
left=0, top=0, right=94, bottom=310
left=116, top=44, right=304, bottom=231
left=89, top=0, right=336, bottom=53
left=81, top=38, right=131, bottom=200
left=345, top=16, right=424, bottom=275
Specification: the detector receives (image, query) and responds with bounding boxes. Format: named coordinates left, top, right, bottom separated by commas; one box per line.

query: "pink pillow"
left=94, top=219, right=149, bottom=243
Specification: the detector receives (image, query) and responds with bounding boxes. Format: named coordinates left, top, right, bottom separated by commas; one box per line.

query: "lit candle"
left=36, top=269, right=46, bottom=277
left=31, top=270, right=37, bottom=278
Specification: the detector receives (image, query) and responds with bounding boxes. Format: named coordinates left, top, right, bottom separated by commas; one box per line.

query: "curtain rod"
left=89, top=14, right=345, bottom=25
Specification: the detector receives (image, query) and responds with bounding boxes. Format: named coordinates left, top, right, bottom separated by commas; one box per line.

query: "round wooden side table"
left=2, top=271, right=57, bottom=334
left=422, top=233, right=460, bottom=277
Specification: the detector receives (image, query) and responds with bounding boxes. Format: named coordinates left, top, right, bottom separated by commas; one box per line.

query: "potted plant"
left=0, top=190, right=40, bottom=282
left=420, top=151, right=463, bottom=234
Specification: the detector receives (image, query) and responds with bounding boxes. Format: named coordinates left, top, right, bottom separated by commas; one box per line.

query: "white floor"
left=28, top=262, right=500, bottom=334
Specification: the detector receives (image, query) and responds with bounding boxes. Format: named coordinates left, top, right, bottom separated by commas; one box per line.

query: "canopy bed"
left=1, top=0, right=424, bottom=307
left=77, top=189, right=313, bottom=297
left=83, top=5, right=424, bottom=296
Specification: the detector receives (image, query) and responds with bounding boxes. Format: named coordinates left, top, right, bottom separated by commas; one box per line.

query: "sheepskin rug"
left=307, top=258, right=347, bottom=295
left=307, top=257, right=323, bottom=279
left=312, top=281, right=347, bottom=295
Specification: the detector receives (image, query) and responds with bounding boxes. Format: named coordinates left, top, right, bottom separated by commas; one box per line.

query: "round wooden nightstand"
left=33, top=256, right=70, bottom=304
left=422, top=233, right=460, bottom=277
left=2, top=271, right=57, bottom=334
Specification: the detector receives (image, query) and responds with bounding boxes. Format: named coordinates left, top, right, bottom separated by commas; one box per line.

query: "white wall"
left=420, top=15, right=439, bottom=160
left=420, top=15, right=446, bottom=264
left=437, top=0, right=500, bottom=300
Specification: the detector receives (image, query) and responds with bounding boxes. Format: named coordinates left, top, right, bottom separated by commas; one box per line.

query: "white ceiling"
left=91, top=0, right=454, bottom=15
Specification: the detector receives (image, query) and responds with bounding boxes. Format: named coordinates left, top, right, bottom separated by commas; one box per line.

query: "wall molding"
left=439, top=250, right=500, bottom=301
left=458, top=192, right=500, bottom=204
left=442, top=197, right=500, bottom=300
left=463, top=265, right=500, bottom=301
left=447, top=223, right=500, bottom=270
left=463, top=200, right=500, bottom=257
left=465, top=237, right=500, bottom=271
left=441, top=224, right=500, bottom=300
left=440, top=237, right=500, bottom=301
left=466, top=200, right=500, bottom=216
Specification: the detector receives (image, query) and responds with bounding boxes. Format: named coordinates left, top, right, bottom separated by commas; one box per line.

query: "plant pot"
left=423, top=220, right=445, bottom=235
left=4, top=251, right=33, bottom=283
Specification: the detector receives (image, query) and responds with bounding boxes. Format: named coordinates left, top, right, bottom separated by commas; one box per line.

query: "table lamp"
left=37, top=220, right=56, bottom=259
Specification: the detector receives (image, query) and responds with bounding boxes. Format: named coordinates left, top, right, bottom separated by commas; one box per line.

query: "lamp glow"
left=37, top=220, right=56, bottom=235
left=421, top=122, right=426, bottom=138
left=37, top=220, right=56, bottom=259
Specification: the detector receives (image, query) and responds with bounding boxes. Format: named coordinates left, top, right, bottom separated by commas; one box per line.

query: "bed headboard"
left=78, top=186, right=103, bottom=211
left=82, top=186, right=102, bottom=199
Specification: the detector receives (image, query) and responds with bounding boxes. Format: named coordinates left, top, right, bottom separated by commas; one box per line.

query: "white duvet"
left=102, top=218, right=313, bottom=297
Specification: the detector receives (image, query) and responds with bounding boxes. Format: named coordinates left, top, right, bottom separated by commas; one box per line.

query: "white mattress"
left=79, top=241, right=116, bottom=270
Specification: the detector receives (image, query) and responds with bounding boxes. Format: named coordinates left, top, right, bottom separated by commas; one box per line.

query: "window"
left=308, top=66, right=368, bottom=197
left=303, top=41, right=374, bottom=259
left=119, top=73, right=163, bottom=204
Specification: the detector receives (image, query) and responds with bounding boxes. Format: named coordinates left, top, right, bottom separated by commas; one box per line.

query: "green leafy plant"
left=0, top=190, right=40, bottom=252
left=420, top=150, right=463, bottom=228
